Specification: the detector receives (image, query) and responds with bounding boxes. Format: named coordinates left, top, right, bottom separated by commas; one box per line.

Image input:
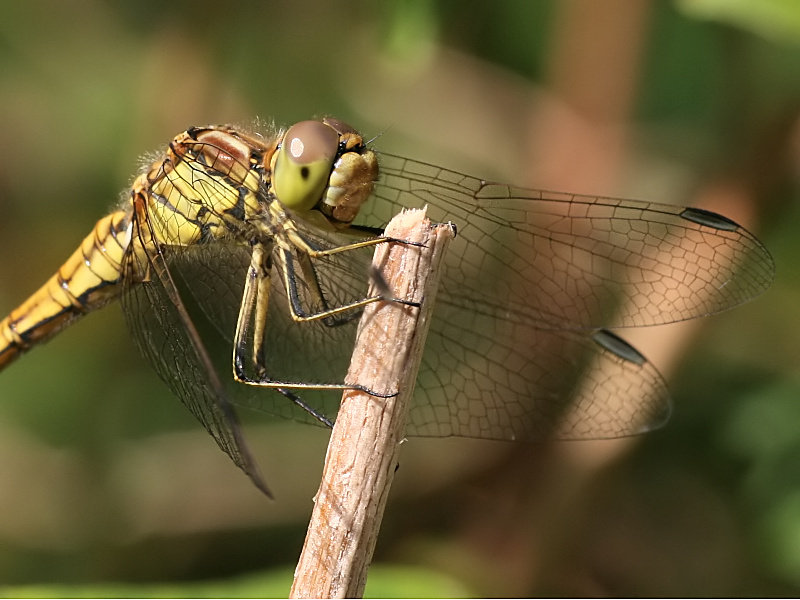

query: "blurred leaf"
left=2, top=568, right=291, bottom=598
left=1, top=564, right=471, bottom=598
left=722, top=377, right=800, bottom=462
left=364, top=564, right=473, bottom=598
left=755, top=492, right=800, bottom=585
left=720, top=377, right=800, bottom=587
left=382, top=0, right=439, bottom=64
left=720, top=378, right=800, bottom=509
left=679, top=0, right=800, bottom=44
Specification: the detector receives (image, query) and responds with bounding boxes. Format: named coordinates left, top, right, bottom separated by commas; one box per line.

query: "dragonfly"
left=0, top=117, right=774, bottom=496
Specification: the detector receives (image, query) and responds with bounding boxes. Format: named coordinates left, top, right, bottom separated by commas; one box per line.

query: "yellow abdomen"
left=0, top=210, right=132, bottom=369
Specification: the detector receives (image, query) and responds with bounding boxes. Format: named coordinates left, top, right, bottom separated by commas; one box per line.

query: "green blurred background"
left=0, top=0, right=799, bottom=596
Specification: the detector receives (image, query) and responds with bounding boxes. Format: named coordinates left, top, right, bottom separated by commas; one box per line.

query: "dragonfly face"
left=0, top=117, right=775, bottom=495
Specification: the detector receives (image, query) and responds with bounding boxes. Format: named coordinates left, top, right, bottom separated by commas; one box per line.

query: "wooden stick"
left=290, top=208, right=455, bottom=599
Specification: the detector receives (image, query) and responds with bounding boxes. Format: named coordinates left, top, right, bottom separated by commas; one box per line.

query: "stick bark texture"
left=290, top=208, right=455, bottom=598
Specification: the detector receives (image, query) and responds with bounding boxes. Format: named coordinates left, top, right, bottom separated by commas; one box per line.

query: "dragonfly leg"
left=281, top=247, right=420, bottom=325
left=276, top=387, right=334, bottom=428
left=285, top=227, right=424, bottom=259
left=231, top=241, right=406, bottom=405
left=232, top=242, right=271, bottom=377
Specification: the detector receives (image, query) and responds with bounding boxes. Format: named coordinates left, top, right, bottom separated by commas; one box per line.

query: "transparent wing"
left=120, top=222, right=270, bottom=495
left=119, top=149, right=774, bottom=451
left=341, top=151, right=773, bottom=439
left=411, top=307, right=672, bottom=440
left=358, top=153, right=775, bottom=330
left=155, top=230, right=373, bottom=426
left=128, top=222, right=673, bottom=442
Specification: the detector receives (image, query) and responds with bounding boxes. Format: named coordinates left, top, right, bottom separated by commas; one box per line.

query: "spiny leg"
left=280, top=247, right=420, bottom=324
left=230, top=261, right=336, bottom=428
left=232, top=241, right=411, bottom=400
left=232, top=243, right=269, bottom=381
left=285, top=227, right=424, bottom=260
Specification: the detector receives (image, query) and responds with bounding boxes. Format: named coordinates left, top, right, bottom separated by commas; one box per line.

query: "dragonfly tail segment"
left=0, top=210, right=132, bottom=371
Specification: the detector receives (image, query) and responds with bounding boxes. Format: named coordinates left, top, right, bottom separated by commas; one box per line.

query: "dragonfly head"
left=271, top=118, right=378, bottom=227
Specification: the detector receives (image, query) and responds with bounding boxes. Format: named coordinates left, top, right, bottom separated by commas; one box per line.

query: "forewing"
left=362, top=153, right=775, bottom=330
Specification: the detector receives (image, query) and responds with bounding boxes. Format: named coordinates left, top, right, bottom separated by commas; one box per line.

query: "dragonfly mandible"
left=0, top=117, right=775, bottom=495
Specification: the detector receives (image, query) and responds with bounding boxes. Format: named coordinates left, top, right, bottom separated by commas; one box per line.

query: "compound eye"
left=272, top=120, right=339, bottom=211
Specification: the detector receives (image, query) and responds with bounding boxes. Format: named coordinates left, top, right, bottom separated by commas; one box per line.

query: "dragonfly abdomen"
left=0, top=210, right=132, bottom=370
